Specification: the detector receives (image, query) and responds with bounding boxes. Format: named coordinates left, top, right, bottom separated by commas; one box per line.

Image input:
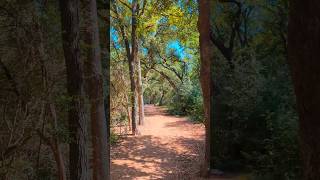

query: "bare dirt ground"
left=111, top=105, right=247, bottom=180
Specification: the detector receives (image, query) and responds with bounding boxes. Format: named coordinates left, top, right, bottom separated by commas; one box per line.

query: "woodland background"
left=0, top=0, right=310, bottom=179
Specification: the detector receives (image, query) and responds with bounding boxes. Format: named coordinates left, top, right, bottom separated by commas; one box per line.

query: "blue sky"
left=166, top=40, right=189, bottom=60
left=111, top=29, right=190, bottom=61
left=111, top=0, right=192, bottom=61
left=111, top=27, right=121, bottom=49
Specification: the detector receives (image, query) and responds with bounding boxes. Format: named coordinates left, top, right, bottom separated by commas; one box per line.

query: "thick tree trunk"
left=137, top=58, right=145, bottom=125
left=288, top=1, right=320, bottom=179
left=82, top=0, right=109, bottom=179
left=198, top=0, right=213, bottom=177
left=59, top=0, right=89, bottom=179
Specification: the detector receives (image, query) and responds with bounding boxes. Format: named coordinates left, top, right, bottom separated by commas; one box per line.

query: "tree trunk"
left=111, top=0, right=137, bottom=134
left=130, top=0, right=139, bottom=134
left=137, top=57, right=145, bottom=125
left=129, top=59, right=137, bottom=135
left=59, top=0, right=89, bottom=179
left=159, top=89, right=165, bottom=106
left=51, top=140, right=67, bottom=180
left=124, top=94, right=132, bottom=131
left=198, top=0, right=213, bottom=177
left=82, top=0, right=109, bottom=179
left=288, top=1, right=320, bottom=179
left=49, top=103, right=67, bottom=180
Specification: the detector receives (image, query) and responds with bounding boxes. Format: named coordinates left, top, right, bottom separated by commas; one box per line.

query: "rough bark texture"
left=137, top=57, right=145, bottom=125
left=198, top=0, right=213, bottom=177
left=130, top=0, right=139, bottom=134
left=104, top=0, right=111, bottom=178
left=82, top=0, right=109, bottom=179
left=129, top=53, right=137, bottom=135
left=59, top=0, right=89, bottom=179
left=288, top=1, right=320, bottom=179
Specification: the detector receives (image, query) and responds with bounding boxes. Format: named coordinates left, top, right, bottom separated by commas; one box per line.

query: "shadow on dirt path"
left=111, top=105, right=248, bottom=180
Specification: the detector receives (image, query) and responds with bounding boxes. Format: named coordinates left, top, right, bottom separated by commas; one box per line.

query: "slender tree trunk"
left=137, top=58, right=145, bottom=125
left=129, top=59, right=137, bottom=135
left=49, top=103, right=67, bottom=180
left=198, top=0, right=213, bottom=177
left=59, top=0, right=88, bottom=179
left=130, top=0, right=139, bottom=134
left=159, top=89, right=165, bottom=106
left=288, top=1, right=320, bottom=179
left=51, top=140, right=67, bottom=180
left=82, top=0, right=109, bottom=179
left=111, top=0, right=137, bottom=134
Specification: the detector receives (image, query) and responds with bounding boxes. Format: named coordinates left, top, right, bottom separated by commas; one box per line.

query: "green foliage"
left=110, top=132, right=120, bottom=145
left=212, top=53, right=301, bottom=177
left=208, top=0, right=301, bottom=178
left=167, top=79, right=204, bottom=122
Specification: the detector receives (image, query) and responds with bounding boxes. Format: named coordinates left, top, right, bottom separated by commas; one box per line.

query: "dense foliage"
left=0, top=0, right=305, bottom=179
left=111, top=0, right=301, bottom=179
left=210, top=0, right=301, bottom=179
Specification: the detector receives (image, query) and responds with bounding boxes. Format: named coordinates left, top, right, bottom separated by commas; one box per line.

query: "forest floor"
left=111, top=105, right=248, bottom=180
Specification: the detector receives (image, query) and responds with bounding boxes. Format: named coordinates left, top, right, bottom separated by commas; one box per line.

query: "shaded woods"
left=0, top=0, right=320, bottom=180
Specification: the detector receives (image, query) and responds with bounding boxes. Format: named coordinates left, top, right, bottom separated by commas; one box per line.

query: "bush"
left=167, top=79, right=204, bottom=122
left=212, top=51, right=301, bottom=178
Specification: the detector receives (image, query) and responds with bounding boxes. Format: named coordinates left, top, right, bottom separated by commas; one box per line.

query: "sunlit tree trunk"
left=137, top=58, right=145, bottom=125
left=82, top=0, right=109, bottom=179
left=288, top=1, right=320, bottom=179
left=59, top=0, right=88, bottom=179
left=198, top=0, right=213, bottom=177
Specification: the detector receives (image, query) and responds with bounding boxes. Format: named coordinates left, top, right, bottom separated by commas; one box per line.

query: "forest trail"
left=111, top=105, right=245, bottom=180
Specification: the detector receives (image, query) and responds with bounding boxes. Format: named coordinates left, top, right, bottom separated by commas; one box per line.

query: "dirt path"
left=111, top=105, right=244, bottom=180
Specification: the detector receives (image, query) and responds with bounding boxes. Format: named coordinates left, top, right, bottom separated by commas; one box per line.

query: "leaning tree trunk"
left=288, top=1, right=320, bottom=179
left=82, top=0, right=109, bottom=179
left=59, top=0, right=88, bottom=179
left=137, top=57, right=145, bottom=125
left=198, top=0, right=213, bottom=177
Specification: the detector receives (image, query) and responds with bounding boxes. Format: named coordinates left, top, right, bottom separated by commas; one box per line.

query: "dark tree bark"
left=59, top=0, right=89, bottom=179
left=130, top=0, right=139, bottom=133
left=82, top=0, right=109, bottom=179
left=198, top=0, right=213, bottom=177
left=288, top=1, right=320, bottom=179
left=0, top=59, right=20, bottom=97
